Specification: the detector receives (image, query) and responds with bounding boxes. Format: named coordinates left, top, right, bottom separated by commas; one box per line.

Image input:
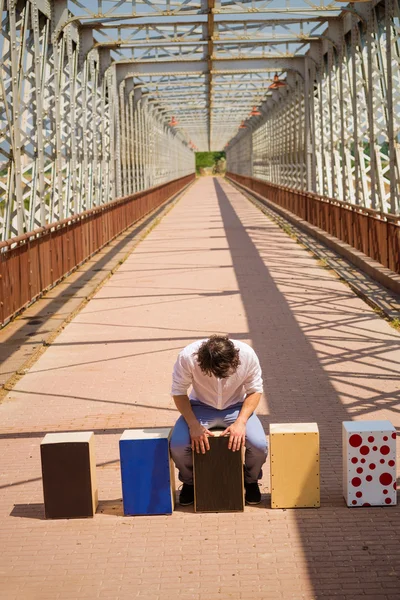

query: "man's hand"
left=189, top=422, right=214, bottom=454
left=222, top=420, right=246, bottom=452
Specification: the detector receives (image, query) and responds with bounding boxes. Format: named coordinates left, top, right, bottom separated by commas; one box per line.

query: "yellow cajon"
left=270, top=423, right=320, bottom=508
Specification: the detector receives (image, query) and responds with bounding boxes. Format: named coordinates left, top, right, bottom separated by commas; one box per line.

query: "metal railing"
left=227, top=173, right=400, bottom=276
left=0, top=174, right=195, bottom=326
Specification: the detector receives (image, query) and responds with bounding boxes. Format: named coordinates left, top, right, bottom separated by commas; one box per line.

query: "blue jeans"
left=170, top=401, right=268, bottom=485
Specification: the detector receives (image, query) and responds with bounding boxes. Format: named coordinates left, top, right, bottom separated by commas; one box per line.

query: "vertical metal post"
left=66, top=29, right=78, bottom=212
left=133, top=88, right=142, bottom=191
left=90, top=57, right=99, bottom=207
left=108, top=67, right=116, bottom=199
left=32, top=3, right=46, bottom=225
left=366, top=4, right=377, bottom=210
left=124, top=80, right=134, bottom=195
left=351, top=15, right=360, bottom=205
left=129, top=89, right=136, bottom=193
left=328, top=46, right=335, bottom=198
left=53, top=35, right=65, bottom=218
left=386, top=0, right=396, bottom=213
left=112, top=66, right=122, bottom=198
left=119, top=80, right=127, bottom=196
left=81, top=56, right=90, bottom=210
left=304, top=57, right=313, bottom=192
left=338, top=29, right=347, bottom=204
left=9, top=0, right=25, bottom=234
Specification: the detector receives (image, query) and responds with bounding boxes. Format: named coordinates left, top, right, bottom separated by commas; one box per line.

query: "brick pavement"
left=0, top=177, right=400, bottom=600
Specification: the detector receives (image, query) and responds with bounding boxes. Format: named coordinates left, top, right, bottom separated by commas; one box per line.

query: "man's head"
left=195, top=335, right=241, bottom=379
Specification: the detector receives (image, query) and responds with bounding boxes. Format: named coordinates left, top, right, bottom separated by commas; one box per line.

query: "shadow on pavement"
left=0, top=193, right=185, bottom=374
left=97, top=498, right=124, bottom=517
left=214, top=178, right=400, bottom=599
left=10, top=504, right=45, bottom=520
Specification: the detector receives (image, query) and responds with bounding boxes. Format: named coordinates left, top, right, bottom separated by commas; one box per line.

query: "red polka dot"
left=368, top=436, right=374, bottom=443
left=361, top=458, right=366, bottom=464
left=366, top=475, right=373, bottom=482
left=380, top=459, right=385, bottom=464
left=379, top=473, right=393, bottom=486
left=392, top=433, right=396, bottom=440
left=363, top=503, right=371, bottom=506
left=385, top=498, right=392, bottom=504
left=394, top=483, right=397, bottom=490
left=388, top=460, right=395, bottom=467
left=380, top=445, right=390, bottom=455
left=372, top=446, right=378, bottom=451
left=351, top=457, right=358, bottom=464
left=360, top=446, right=370, bottom=455
left=383, top=489, right=388, bottom=494
left=383, top=436, right=388, bottom=441
left=352, top=500, right=357, bottom=505
left=356, top=491, right=362, bottom=498
left=352, top=477, right=362, bottom=487
left=356, top=467, right=363, bottom=474
left=350, top=434, right=363, bottom=447
left=369, top=463, right=376, bottom=470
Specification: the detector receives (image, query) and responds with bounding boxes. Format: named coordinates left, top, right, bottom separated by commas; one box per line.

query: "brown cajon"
left=40, top=432, right=98, bottom=519
left=193, top=430, right=244, bottom=512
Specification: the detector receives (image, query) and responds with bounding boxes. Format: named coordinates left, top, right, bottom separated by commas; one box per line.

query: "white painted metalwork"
left=1, top=0, right=400, bottom=243
left=227, top=1, right=400, bottom=214
left=0, top=0, right=194, bottom=240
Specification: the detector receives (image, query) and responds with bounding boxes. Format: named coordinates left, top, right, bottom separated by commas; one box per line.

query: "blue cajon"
left=119, top=428, right=175, bottom=515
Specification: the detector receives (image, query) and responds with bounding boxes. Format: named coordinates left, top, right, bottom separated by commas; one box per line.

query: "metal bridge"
left=1, top=4, right=400, bottom=598
left=0, top=0, right=400, bottom=324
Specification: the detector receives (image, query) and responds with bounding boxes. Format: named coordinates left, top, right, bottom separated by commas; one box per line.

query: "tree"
left=195, top=152, right=226, bottom=174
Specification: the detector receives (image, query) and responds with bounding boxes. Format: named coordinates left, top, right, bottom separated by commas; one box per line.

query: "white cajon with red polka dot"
left=343, top=421, right=397, bottom=507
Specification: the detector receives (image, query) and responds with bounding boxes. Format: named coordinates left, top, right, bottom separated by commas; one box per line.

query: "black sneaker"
left=245, top=482, right=261, bottom=505
left=179, top=484, right=194, bottom=506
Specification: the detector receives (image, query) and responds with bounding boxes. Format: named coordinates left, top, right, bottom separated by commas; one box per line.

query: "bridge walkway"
left=0, top=177, right=399, bottom=600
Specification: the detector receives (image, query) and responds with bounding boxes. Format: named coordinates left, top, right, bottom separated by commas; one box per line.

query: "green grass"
left=390, top=318, right=400, bottom=331
left=195, top=151, right=225, bottom=174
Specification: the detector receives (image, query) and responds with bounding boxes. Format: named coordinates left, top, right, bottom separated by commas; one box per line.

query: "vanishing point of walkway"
left=1, top=178, right=400, bottom=600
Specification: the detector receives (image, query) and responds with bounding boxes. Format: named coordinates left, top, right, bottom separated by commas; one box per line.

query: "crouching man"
left=169, top=335, right=268, bottom=506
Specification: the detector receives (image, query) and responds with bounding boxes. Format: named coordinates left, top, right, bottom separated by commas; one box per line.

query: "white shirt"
left=171, top=339, right=263, bottom=410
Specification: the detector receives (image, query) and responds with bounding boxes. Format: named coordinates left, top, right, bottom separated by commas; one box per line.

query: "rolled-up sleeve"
left=243, top=352, right=263, bottom=395
left=171, top=351, right=193, bottom=396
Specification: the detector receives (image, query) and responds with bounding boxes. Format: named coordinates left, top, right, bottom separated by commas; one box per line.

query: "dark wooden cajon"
left=40, top=432, right=98, bottom=519
left=193, top=430, right=244, bottom=512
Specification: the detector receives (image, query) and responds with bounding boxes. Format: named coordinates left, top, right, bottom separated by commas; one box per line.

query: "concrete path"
left=1, top=177, right=400, bottom=600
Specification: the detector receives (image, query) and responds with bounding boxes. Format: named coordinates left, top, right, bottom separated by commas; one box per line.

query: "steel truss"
left=227, top=0, right=400, bottom=214
left=1, top=0, right=399, bottom=243
left=0, top=0, right=194, bottom=241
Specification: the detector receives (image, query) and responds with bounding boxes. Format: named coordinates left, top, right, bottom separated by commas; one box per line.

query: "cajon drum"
left=270, top=423, right=320, bottom=508
left=119, top=428, right=175, bottom=515
left=343, top=420, right=397, bottom=507
left=40, top=431, right=98, bottom=519
left=193, top=429, right=244, bottom=512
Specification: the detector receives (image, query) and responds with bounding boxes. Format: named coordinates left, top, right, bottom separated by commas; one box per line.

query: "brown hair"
left=195, top=335, right=240, bottom=379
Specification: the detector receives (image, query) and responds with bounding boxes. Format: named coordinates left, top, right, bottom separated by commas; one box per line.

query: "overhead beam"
left=92, top=35, right=323, bottom=50
left=134, top=77, right=276, bottom=87
left=151, top=90, right=269, bottom=97
left=57, top=9, right=349, bottom=35
left=81, top=16, right=335, bottom=30
left=116, top=57, right=305, bottom=83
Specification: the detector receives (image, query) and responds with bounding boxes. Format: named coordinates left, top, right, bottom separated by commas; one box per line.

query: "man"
left=170, top=335, right=268, bottom=506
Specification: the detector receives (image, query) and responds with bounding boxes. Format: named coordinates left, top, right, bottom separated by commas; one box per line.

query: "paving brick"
left=0, top=178, right=400, bottom=600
